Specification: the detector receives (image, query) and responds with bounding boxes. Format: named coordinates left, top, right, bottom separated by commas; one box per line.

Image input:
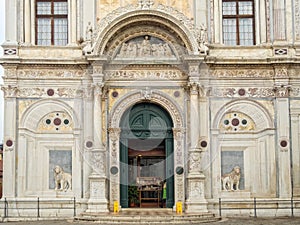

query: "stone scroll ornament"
left=53, top=165, right=72, bottom=191
left=221, top=166, right=241, bottom=191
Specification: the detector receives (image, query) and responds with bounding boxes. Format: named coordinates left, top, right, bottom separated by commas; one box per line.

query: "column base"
left=86, top=200, right=109, bottom=213
left=185, top=200, right=208, bottom=213
left=185, top=173, right=208, bottom=213
left=87, top=174, right=109, bottom=213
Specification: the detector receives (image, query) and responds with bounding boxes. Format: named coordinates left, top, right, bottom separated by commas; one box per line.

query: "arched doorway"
left=119, top=102, right=174, bottom=208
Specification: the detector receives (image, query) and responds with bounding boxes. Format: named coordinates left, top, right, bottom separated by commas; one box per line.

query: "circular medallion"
left=174, top=91, right=180, bottom=98
left=53, top=118, right=61, bottom=126
left=86, top=141, right=93, bottom=148
left=200, top=140, right=208, bottom=148
left=280, top=140, right=288, bottom=148
left=110, top=166, right=119, bottom=175
left=238, top=88, right=246, bottom=96
left=6, top=140, right=13, bottom=147
left=112, top=91, right=119, bottom=98
left=64, top=119, right=70, bottom=125
left=176, top=166, right=184, bottom=175
left=231, top=118, right=240, bottom=126
left=47, top=89, right=55, bottom=96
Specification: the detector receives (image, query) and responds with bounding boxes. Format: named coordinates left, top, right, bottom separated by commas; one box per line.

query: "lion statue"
left=53, top=165, right=72, bottom=191
left=221, top=166, right=241, bottom=191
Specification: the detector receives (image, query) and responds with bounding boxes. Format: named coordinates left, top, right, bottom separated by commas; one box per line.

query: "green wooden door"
left=120, top=103, right=174, bottom=208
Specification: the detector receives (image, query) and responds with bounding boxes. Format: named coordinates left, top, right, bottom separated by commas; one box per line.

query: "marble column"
left=276, top=97, right=292, bottom=198
left=185, top=60, right=208, bottom=212
left=1, top=83, right=18, bottom=198
left=87, top=62, right=108, bottom=212
left=274, top=66, right=292, bottom=198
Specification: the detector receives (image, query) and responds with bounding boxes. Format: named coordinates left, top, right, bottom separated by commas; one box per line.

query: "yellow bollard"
left=176, top=201, right=182, bottom=214
left=113, top=201, right=119, bottom=213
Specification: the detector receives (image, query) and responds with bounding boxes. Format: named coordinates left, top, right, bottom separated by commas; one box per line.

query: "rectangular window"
left=222, top=0, right=255, bottom=46
left=36, top=0, right=68, bottom=46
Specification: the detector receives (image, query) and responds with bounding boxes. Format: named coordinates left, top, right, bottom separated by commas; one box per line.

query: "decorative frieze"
left=17, top=68, right=84, bottom=79
left=211, top=69, right=274, bottom=78
left=212, top=87, right=278, bottom=98
left=1, top=86, right=83, bottom=98
left=105, top=69, right=186, bottom=80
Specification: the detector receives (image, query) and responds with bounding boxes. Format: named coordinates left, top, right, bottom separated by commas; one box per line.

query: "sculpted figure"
left=85, top=22, right=93, bottom=42
left=119, top=43, right=128, bottom=57
left=140, top=36, right=151, bottom=56
left=163, top=43, right=173, bottom=57
left=53, top=165, right=72, bottom=191
left=127, top=42, right=137, bottom=57
left=198, top=23, right=209, bottom=54
left=221, top=166, right=241, bottom=191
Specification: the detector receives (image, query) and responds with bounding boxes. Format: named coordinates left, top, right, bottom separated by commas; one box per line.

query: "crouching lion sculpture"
left=53, top=165, right=72, bottom=191
left=221, top=166, right=241, bottom=191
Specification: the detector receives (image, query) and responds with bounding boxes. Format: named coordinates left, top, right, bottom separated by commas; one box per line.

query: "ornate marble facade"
left=1, top=0, right=300, bottom=218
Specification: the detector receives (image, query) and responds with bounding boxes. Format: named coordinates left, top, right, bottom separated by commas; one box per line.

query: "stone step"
left=75, top=210, right=220, bottom=224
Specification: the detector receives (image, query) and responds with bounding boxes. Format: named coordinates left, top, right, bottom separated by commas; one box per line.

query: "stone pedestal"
left=87, top=174, right=108, bottom=212
left=185, top=173, right=208, bottom=212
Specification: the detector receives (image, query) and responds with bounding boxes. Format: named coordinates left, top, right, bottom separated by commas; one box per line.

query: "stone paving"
left=2, top=217, right=300, bottom=225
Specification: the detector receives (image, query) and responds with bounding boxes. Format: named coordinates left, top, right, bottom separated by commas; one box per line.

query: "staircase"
left=75, top=208, right=220, bottom=224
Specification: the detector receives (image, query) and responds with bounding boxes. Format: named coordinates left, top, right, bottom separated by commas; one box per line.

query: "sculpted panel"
left=115, top=36, right=176, bottom=59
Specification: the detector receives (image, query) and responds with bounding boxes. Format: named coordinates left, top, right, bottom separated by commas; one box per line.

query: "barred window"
left=36, top=0, right=68, bottom=46
left=222, top=0, right=255, bottom=46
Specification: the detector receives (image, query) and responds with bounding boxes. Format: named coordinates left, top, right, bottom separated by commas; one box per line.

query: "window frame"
left=222, top=0, right=256, bottom=46
left=35, top=0, right=68, bottom=46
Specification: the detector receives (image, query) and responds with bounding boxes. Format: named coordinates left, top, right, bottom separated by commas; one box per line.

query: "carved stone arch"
left=20, top=99, right=80, bottom=132
left=109, top=90, right=184, bottom=129
left=213, top=100, right=274, bottom=131
left=93, top=5, right=200, bottom=56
